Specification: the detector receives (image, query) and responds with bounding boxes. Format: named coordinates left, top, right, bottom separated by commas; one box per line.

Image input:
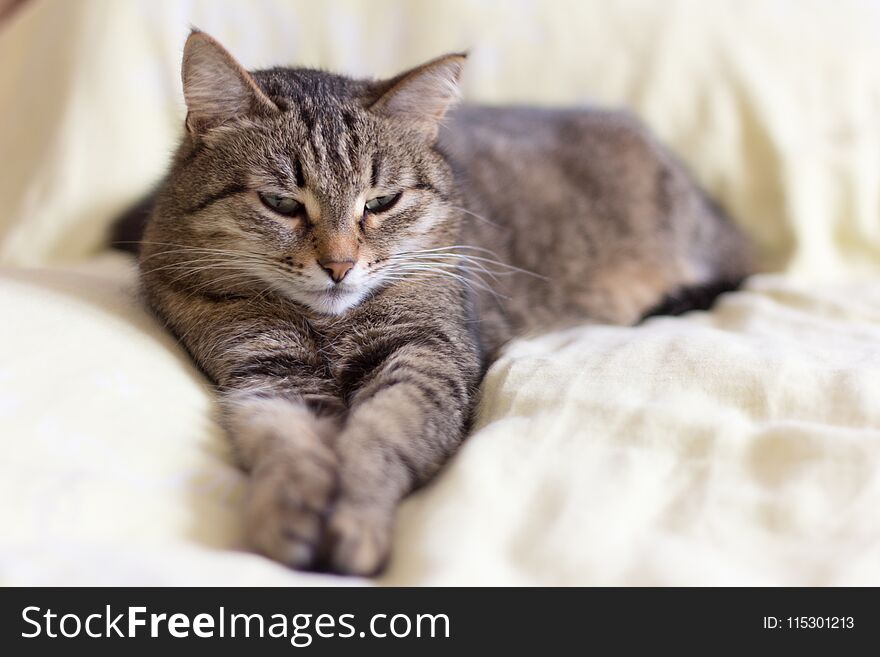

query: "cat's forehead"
left=267, top=102, right=380, bottom=191
left=252, top=67, right=378, bottom=106
left=205, top=67, right=413, bottom=192
left=242, top=94, right=403, bottom=190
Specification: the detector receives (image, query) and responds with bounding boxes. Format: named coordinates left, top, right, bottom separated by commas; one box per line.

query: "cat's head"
left=144, top=30, right=465, bottom=315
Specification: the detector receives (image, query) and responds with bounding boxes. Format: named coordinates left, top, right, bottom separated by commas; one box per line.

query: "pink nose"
left=319, top=259, right=355, bottom=283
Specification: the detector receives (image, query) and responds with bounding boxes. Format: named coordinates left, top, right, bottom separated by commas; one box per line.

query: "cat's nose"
left=319, top=259, right=355, bottom=283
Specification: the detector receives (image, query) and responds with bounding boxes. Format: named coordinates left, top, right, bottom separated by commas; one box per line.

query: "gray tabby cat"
left=136, top=31, right=751, bottom=576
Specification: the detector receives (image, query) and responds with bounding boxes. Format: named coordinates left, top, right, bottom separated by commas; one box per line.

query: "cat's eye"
left=258, top=192, right=303, bottom=217
left=364, top=192, right=401, bottom=214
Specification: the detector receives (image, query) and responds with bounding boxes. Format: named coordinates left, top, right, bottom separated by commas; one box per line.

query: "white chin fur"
left=282, top=285, right=369, bottom=316
left=260, top=267, right=377, bottom=316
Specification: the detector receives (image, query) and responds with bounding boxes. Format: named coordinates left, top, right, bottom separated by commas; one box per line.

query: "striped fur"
left=138, top=32, right=751, bottom=575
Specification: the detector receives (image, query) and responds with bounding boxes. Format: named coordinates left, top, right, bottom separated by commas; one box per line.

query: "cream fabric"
left=387, top=278, right=880, bottom=585
left=1, top=0, right=879, bottom=585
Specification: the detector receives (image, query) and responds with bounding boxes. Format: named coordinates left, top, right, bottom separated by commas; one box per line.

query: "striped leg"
left=321, top=341, right=478, bottom=575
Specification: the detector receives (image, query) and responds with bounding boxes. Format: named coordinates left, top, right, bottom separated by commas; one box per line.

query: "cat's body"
left=443, top=105, right=748, bottom=354
left=133, top=32, right=750, bottom=576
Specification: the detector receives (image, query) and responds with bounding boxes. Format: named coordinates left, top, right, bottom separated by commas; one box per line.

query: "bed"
left=2, top=0, right=879, bottom=586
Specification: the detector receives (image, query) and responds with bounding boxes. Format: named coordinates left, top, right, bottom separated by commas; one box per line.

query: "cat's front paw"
left=245, top=443, right=339, bottom=569
left=320, top=501, right=393, bottom=576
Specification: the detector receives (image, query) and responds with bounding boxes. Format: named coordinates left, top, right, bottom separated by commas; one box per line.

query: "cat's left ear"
left=369, top=53, right=466, bottom=141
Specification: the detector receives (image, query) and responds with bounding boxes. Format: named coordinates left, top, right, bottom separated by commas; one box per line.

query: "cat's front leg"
left=321, top=339, right=481, bottom=575
left=222, top=391, right=341, bottom=570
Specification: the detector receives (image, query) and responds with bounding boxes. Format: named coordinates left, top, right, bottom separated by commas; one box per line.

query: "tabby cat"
left=131, top=31, right=751, bottom=576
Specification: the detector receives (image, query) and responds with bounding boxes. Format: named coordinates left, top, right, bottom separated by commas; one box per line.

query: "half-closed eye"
left=259, top=192, right=303, bottom=217
left=364, top=192, right=402, bottom=214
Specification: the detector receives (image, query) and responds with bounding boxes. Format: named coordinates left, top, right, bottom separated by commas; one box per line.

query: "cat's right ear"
left=181, top=30, right=278, bottom=136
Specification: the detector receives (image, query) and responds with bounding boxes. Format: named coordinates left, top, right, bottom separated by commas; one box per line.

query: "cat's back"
left=444, top=104, right=643, bottom=142
left=438, top=104, right=751, bottom=348
left=441, top=104, right=664, bottom=183
left=439, top=104, right=684, bottom=249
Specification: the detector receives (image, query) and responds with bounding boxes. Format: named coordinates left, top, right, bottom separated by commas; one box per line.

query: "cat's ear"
left=181, top=29, right=278, bottom=136
left=369, top=53, right=466, bottom=141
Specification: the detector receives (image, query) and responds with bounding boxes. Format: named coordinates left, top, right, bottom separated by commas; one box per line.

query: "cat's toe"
left=245, top=448, right=338, bottom=569
left=320, top=502, right=392, bottom=577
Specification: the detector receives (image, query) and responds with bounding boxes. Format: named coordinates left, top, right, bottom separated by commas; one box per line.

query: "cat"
left=128, top=30, right=751, bottom=576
